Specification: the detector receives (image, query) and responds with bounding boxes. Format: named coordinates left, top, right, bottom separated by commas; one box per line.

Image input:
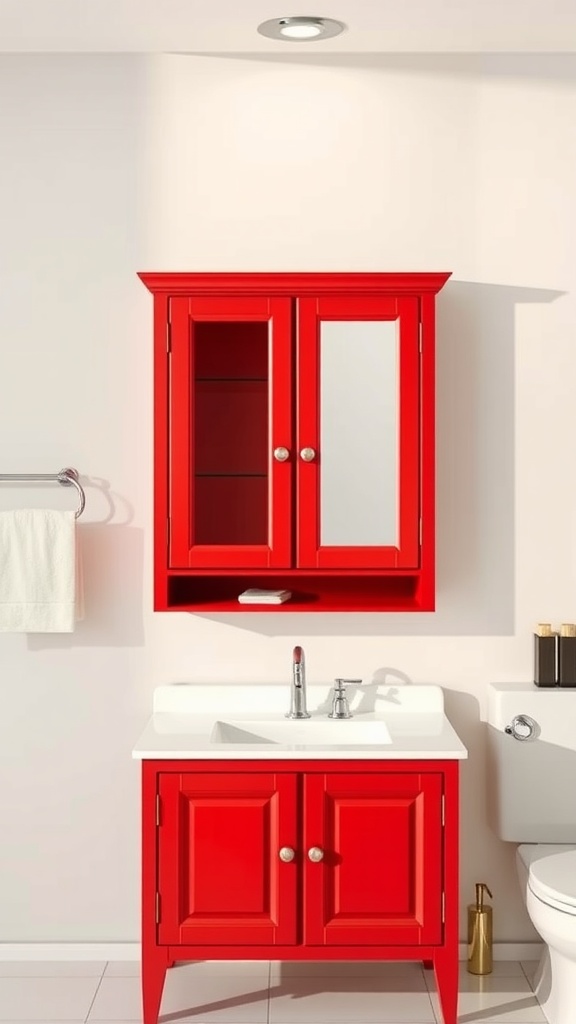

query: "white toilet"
left=487, top=682, right=576, bottom=1024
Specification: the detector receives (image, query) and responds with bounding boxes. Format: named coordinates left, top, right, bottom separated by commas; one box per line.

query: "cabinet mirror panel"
left=193, top=321, right=269, bottom=545
left=320, top=320, right=398, bottom=547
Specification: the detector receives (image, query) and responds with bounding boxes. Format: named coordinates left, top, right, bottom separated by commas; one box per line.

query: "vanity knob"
left=300, top=447, right=316, bottom=463
left=274, top=446, right=290, bottom=462
left=308, top=846, right=324, bottom=863
left=278, top=846, right=295, bottom=863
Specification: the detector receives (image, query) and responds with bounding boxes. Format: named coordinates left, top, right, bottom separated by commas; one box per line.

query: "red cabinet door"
left=303, top=772, right=443, bottom=945
left=169, top=295, right=293, bottom=569
left=158, top=772, right=298, bottom=945
left=297, top=296, right=420, bottom=569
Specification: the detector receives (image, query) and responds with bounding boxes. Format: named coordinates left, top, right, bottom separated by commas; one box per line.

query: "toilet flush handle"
left=505, top=714, right=538, bottom=741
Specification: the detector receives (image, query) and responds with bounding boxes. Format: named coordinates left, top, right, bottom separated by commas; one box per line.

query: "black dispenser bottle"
left=534, top=623, right=556, bottom=687
left=558, top=623, right=576, bottom=687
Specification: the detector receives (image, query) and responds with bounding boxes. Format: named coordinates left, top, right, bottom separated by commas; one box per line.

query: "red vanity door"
left=158, top=771, right=298, bottom=945
left=168, top=296, right=292, bottom=569
left=303, top=772, right=443, bottom=945
left=296, top=296, right=420, bottom=569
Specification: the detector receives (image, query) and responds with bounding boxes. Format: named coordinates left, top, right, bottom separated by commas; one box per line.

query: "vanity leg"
left=433, top=948, right=458, bottom=1024
left=142, top=946, right=168, bottom=1024
left=142, top=765, right=169, bottom=1024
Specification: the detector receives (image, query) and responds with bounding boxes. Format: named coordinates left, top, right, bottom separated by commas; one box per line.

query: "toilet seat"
left=522, top=847, right=576, bottom=915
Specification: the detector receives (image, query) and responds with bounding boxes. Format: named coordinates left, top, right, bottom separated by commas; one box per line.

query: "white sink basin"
left=210, top=718, right=392, bottom=746
left=133, top=684, right=469, bottom=760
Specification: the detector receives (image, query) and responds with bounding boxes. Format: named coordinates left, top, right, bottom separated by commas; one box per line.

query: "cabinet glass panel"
left=320, top=320, right=398, bottom=547
left=193, top=321, right=269, bottom=545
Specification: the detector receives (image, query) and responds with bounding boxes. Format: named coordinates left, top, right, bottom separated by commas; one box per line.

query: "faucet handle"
left=329, top=679, right=362, bottom=719
left=334, top=678, right=362, bottom=695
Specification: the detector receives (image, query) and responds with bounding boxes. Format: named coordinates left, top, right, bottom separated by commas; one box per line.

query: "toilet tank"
left=487, top=682, right=576, bottom=843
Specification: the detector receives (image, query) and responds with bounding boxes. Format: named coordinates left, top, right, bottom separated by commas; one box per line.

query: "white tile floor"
left=0, top=960, right=546, bottom=1024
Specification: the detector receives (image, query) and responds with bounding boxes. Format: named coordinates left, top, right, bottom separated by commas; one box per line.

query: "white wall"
left=1, top=52, right=576, bottom=944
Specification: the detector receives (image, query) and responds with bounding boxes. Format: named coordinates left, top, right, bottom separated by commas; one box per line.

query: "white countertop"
left=132, top=684, right=468, bottom=761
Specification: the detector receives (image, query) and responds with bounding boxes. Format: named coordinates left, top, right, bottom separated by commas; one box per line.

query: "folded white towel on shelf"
left=238, top=588, right=292, bottom=605
left=0, top=509, right=82, bottom=632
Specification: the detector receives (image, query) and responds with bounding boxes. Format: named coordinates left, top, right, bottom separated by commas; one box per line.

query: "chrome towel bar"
left=0, top=467, right=85, bottom=518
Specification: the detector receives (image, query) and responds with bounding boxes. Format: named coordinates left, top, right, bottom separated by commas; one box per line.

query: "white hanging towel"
left=0, top=509, right=82, bottom=632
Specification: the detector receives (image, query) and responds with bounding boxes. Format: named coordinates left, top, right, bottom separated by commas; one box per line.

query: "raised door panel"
left=158, top=772, right=298, bottom=945
left=169, top=295, right=293, bottom=569
left=303, top=772, right=443, bottom=946
left=297, top=295, right=420, bottom=570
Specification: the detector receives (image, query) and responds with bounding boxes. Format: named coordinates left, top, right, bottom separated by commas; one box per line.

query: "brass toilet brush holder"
left=467, top=883, right=493, bottom=975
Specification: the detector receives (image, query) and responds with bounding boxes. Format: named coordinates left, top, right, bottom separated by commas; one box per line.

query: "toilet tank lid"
left=521, top=845, right=576, bottom=911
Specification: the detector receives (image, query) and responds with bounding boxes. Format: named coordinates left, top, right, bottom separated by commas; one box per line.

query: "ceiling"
left=0, top=0, right=575, bottom=53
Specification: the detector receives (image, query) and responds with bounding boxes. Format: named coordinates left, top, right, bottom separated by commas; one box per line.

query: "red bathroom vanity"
left=135, top=684, right=466, bottom=1024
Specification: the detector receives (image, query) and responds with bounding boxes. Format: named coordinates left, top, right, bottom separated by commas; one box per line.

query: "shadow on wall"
left=211, top=52, right=576, bottom=85
left=0, top=475, right=145, bottom=649
left=442, top=688, right=535, bottom=941
left=198, top=279, right=562, bottom=637
left=27, top=522, right=145, bottom=650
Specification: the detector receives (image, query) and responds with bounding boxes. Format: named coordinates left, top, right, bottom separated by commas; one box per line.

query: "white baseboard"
left=0, top=942, right=543, bottom=962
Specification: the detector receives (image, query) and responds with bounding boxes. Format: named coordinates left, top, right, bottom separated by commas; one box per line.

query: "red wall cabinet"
left=139, top=273, right=451, bottom=612
left=142, top=759, right=460, bottom=1024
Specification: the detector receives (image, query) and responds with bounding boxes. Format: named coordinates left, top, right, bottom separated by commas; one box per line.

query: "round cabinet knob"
left=274, top=446, right=290, bottom=462
left=278, top=846, right=295, bottom=863
left=300, top=447, right=316, bottom=463
left=504, top=714, right=538, bottom=741
left=308, top=846, right=324, bottom=863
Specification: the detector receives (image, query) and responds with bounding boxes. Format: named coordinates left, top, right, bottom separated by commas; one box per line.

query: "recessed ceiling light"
left=257, top=16, right=346, bottom=42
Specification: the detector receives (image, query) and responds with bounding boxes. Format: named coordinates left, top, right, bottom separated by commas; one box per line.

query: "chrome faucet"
left=286, top=645, right=311, bottom=719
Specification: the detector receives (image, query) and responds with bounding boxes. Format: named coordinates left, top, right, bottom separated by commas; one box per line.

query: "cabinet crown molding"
left=139, top=271, right=451, bottom=296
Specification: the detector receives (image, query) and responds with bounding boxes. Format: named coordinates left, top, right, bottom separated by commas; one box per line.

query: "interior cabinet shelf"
left=167, top=573, right=424, bottom=612
left=195, top=472, right=267, bottom=478
left=140, top=272, right=450, bottom=613
left=196, top=376, right=268, bottom=382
